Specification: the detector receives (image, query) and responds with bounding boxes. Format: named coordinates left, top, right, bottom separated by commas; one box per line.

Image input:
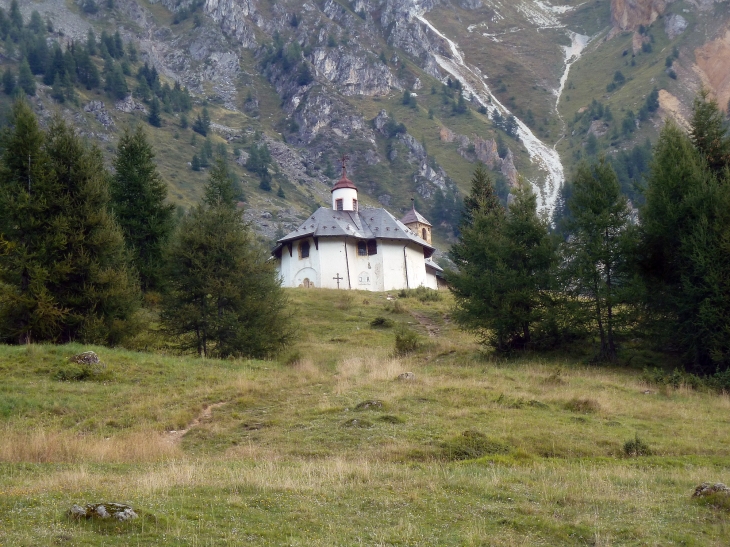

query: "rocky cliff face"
left=695, top=27, right=730, bottom=112
left=611, top=0, right=670, bottom=31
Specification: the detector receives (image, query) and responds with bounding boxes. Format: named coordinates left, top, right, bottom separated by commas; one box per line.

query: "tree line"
left=0, top=101, right=292, bottom=357
left=448, top=91, right=730, bottom=379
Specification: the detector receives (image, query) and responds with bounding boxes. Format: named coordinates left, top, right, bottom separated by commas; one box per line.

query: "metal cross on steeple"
left=339, top=154, right=349, bottom=178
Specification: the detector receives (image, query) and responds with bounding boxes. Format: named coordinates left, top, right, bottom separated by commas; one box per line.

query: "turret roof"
left=400, top=206, right=432, bottom=227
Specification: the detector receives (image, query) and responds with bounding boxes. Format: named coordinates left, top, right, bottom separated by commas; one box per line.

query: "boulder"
left=693, top=483, right=730, bottom=497
left=397, top=372, right=416, bottom=381
left=70, top=351, right=100, bottom=365
left=355, top=400, right=383, bottom=410
left=68, top=503, right=138, bottom=521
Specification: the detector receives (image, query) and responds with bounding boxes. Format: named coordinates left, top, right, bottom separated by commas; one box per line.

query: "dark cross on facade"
left=340, top=154, right=349, bottom=177
left=333, top=273, right=344, bottom=289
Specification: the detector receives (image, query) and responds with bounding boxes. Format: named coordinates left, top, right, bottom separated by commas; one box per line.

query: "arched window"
left=299, top=241, right=310, bottom=259
left=422, top=228, right=427, bottom=240
left=357, top=241, right=367, bottom=256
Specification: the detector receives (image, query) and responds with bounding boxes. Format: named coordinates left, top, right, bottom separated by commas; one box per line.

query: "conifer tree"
left=639, top=121, right=730, bottom=372
left=2, top=67, right=15, bottom=95
left=689, top=88, right=730, bottom=175
left=563, top=158, right=635, bottom=362
left=17, top=59, right=35, bottom=95
left=449, top=173, right=555, bottom=350
left=86, top=28, right=97, bottom=56
left=148, top=97, right=161, bottom=127
left=460, top=162, right=501, bottom=227
left=162, top=157, right=293, bottom=358
left=0, top=102, right=140, bottom=344
left=111, top=126, right=174, bottom=292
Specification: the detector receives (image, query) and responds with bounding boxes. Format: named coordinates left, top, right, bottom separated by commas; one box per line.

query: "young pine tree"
left=162, top=158, right=293, bottom=358
left=563, top=158, right=636, bottom=363
left=111, top=126, right=175, bottom=292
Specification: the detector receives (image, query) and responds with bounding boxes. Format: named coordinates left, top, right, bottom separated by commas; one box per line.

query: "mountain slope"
left=0, top=0, right=727, bottom=246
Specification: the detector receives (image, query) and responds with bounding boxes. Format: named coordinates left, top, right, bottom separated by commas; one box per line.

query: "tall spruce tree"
left=640, top=121, right=730, bottom=372
left=162, top=158, right=293, bottom=358
left=111, top=126, right=174, bottom=292
left=563, top=158, right=635, bottom=362
left=460, top=162, right=501, bottom=227
left=0, top=102, right=140, bottom=344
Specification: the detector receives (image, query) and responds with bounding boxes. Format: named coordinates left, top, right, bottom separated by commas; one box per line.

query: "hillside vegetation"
left=1, top=289, right=729, bottom=545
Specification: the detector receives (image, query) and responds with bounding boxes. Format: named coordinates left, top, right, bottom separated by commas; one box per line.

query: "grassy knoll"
left=1, top=289, right=729, bottom=545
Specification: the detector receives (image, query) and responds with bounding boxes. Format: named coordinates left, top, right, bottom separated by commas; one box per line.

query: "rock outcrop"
left=664, top=13, right=688, bottom=39
left=203, top=0, right=258, bottom=48
left=501, top=149, right=518, bottom=187
left=311, top=48, right=395, bottom=96
left=694, top=28, right=730, bottom=113
left=611, top=0, right=669, bottom=31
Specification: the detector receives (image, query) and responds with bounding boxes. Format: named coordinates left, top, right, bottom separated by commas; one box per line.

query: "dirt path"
left=166, top=402, right=227, bottom=444
left=410, top=311, right=440, bottom=337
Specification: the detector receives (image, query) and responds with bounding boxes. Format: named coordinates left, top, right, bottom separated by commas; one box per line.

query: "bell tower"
left=331, top=155, right=358, bottom=212
left=400, top=199, right=432, bottom=244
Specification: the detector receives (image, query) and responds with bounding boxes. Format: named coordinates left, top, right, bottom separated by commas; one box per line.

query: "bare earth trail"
left=166, top=402, right=227, bottom=444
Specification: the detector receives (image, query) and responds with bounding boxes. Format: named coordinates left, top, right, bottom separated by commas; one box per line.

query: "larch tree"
left=162, top=158, right=293, bottom=358
left=0, top=101, right=140, bottom=344
left=111, top=125, right=175, bottom=292
left=563, top=158, right=635, bottom=363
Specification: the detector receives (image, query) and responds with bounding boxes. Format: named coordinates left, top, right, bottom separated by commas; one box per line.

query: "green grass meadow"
left=1, top=289, right=729, bottom=545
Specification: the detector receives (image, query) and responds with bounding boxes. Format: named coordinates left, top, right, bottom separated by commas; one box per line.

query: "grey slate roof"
left=272, top=207, right=435, bottom=257
left=400, top=207, right=432, bottom=226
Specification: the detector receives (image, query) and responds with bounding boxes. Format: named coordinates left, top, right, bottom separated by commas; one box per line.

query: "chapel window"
left=357, top=241, right=367, bottom=256
left=367, top=240, right=377, bottom=255
left=422, top=228, right=427, bottom=240
left=353, top=199, right=358, bottom=211
left=299, top=241, right=310, bottom=259
left=336, top=199, right=343, bottom=211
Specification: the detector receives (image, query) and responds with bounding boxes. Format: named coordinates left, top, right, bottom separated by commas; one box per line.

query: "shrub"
left=54, top=361, right=108, bottom=382
left=394, top=326, right=419, bottom=356
left=564, top=397, right=600, bottom=413
left=441, top=430, right=510, bottom=461
left=281, top=349, right=303, bottom=366
left=386, top=300, right=407, bottom=314
left=370, top=316, right=394, bottom=329
left=397, top=287, right=441, bottom=302
left=623, top=434, right=651, bottom=457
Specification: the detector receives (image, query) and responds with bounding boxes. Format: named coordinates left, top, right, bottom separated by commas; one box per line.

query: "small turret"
left=331, top=156, right=358, bottom=212
left=400, top=199, right=432, bottom=244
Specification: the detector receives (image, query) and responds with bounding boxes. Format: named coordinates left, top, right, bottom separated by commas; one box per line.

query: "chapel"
left=272, top=164, right=443, bottom=291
